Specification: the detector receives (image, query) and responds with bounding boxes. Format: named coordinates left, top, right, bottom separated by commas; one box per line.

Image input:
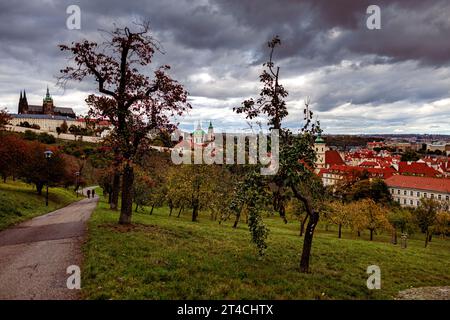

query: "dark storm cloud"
left=210, top=0, right=450, bottom=65
left=0, top=0, right=450, bottom=133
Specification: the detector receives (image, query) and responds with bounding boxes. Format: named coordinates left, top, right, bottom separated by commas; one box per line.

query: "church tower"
left=314, top=132, right=328, bottom=170
left=42, top=86, right=54, bottom=114
left=18, top=90, right=29, bottom=114
left=207, top=121, right=214, bottom=142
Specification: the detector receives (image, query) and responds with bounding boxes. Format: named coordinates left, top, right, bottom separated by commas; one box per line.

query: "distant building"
left=173, top=121, right=216, bottom=154
left=386, top=175, right=450, bottom=209
left=426, top=141, right=449, bottom=154
left=8, top=114, right=81, bottom=133
left=320, top=164, right=396, bottom=187
left=17, top=87, right=75, bottom=118
left=385, top=141, right=419, bottom=152
left=367, top=141, right=385, bottom=150
left=8, top=87, right=79, bottom=133
left=314, top=133, right=345, bottom=172
left=314, top=133, right=328, bottom=170
left=396, top=161, right=442, bottom=178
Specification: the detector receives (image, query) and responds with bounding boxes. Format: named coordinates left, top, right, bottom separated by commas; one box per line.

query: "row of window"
left=390, top=188, right=449, bottom=201
left=396, top=198, right=420, bottom=206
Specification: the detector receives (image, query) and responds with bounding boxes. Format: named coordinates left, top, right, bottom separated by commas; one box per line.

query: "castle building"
left=18, top=87, right=76, bottom=118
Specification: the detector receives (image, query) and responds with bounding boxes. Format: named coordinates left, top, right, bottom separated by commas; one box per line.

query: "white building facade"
left=385, top=175, right=450, bottom=209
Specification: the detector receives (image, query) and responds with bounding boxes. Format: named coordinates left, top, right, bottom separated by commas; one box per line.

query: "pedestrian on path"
left=87, top=189, right=91, bottom=198
left=92, top=189, right=95, bottom=198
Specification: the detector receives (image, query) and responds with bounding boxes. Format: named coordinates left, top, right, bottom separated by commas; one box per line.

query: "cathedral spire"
left=23, top=90, right=27, bottom=100
left=20, top=90, right=22, bottom=100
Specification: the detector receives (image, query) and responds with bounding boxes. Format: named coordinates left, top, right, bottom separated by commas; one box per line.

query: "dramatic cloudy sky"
left=1, top=0, right=450, bottom=134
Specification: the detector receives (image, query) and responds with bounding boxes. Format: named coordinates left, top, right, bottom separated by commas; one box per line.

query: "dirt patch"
left=397, top=286, right=450, bottom=300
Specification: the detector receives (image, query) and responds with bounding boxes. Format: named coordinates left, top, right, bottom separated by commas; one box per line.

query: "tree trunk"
left=370, top=229, right=374, bottom=241
left=135, top=203, right=139, bottom=213
left=300, top=211, right=319, bottom=273
left=392, top=228, right=398, bottom=245
left=108, top=191, right=112, bottom=204
left=118, top=164, right=134, bottom=224
left=192, top=202, right=199, bottom=222
left=169, top=206, right=173, bottom=216
left=150, top=204, right=154, bottom=215
left=110, top=171, right=120, bottom=210
left=36, top=182, right=44, bottom=195
left=357, top=231, right=361, bottom=237
left=299, top=214, right=308, bottom=237
left=424, top=229, right=429, bottom=248
left=338, top=224, right=342, bottom=239
left=233, top=208, right=242, bottom=228
left=177, top=206, right=183, bottom=218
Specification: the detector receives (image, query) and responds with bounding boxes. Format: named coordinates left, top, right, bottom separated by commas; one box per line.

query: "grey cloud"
left=0, top=0, right=450, bottom=134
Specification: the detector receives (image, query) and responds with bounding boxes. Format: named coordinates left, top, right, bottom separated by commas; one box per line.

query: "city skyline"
left=1, top=0, right=450, bottom=134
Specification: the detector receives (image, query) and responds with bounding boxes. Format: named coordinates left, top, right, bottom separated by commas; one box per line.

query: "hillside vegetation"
left=0, top=181, right=80, bottom=230
left=82, top=191, right=450, bottom=300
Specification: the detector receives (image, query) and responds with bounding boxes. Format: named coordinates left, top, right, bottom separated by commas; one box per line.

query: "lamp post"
left=44, top=150, right=53, bottom=206
left=75, top=171, right=80, bottom=197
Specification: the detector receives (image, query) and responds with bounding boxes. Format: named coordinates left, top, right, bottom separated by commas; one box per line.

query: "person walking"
left=92, top=189, right=96, bottom=198
left=87, top=189, right=91, bottom=199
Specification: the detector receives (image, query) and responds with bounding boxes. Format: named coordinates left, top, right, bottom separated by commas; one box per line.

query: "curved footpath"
left=0, top=188, right=98, bottom=300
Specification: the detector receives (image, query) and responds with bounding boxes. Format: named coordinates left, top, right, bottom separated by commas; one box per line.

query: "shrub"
left=37, top=132, right=56, bottom=144
left=23, top=130, right=38, bottom=141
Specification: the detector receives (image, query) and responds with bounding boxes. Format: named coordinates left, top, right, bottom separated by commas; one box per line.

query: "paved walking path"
left=0, top=188, right=98, bottom=300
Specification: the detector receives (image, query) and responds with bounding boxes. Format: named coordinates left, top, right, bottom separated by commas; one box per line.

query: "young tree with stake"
left=234, top=36, right=324, bottom=272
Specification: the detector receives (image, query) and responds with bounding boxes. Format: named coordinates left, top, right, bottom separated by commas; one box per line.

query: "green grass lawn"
left=82, top=190, right=450, bottom=300
left=0, top=180, right=81, bottom=231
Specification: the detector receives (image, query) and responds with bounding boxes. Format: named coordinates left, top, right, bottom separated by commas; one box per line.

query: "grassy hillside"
left=82, top=191, right=450, bottom=300
left=0, top=181, right=80, bottom=230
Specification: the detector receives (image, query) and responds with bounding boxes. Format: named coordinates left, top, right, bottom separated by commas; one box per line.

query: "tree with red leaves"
left=0, top=108, right=12, bottom=130
left=0, top=134, right=27, bottom=182
left=59, top=22, right=191, bottom=224
left=20, top=142, right=66, bottom=195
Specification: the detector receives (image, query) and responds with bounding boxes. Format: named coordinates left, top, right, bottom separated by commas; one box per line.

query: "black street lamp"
left=75, top=171, right=80, bottom=197
left=44, top=150, right=53, bottom=206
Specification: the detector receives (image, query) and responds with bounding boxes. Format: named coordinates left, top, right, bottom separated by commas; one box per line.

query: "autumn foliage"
left=59, top=22, right=191, bottom=224
left=0, top=133, right=76, bottom=194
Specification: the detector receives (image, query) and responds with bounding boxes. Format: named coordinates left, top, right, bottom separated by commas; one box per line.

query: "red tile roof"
left=325, top=164, right=395, bottom=179
left=385, top=175, right=450, bottom=193
left=398, top=161, right=442, bottom=178
left=325, top=150, right=345, bottom=166
left=359, top=161, right=379, bottom=167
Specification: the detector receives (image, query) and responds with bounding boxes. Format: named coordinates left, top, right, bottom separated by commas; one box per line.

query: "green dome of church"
left=193, top=128, right=206, bottom=136
left=193, top=121, right=206, bottom=136
left=315, top=134, right=325, bottom=144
